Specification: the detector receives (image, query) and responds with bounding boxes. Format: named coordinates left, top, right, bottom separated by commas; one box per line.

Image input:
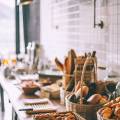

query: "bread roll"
left=87, top=94, right=102, bottom=104
left=99, top=97, right=108, bottom=105
left=82, top=86, right=89, bottom=97
left=75, top=86, right=89, bottom=98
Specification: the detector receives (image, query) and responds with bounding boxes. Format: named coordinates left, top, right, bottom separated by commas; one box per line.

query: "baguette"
left=55, top=57, right=64, bottom=71
left=64, top=57, right=71, bottom=88
left=68, top=49, right=77, bottom=74
left=64, top=57, right=69, bottom=74
left=64, top=49, right=76, bottom=89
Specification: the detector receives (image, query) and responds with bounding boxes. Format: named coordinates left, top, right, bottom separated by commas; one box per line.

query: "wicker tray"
left=33, top=112, right=86, bottom=120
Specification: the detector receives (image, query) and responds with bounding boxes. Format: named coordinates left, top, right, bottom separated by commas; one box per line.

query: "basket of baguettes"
left=55, top=50, right=99, bottom=94
left=55, top=49, right=110, bottom=120
left=65, top=51, right=104, bottom=120
left=97, top=97, right=120, bottom=120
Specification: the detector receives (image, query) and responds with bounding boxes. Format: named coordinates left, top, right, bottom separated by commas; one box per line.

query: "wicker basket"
left=65, top=56, right=101, bottom=120
left=74, top=112, right=87, bottom=120
left=66, top=94, right=102, bottom=120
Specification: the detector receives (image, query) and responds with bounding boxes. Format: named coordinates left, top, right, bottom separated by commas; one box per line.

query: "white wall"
left=40, top=0, right=120, bottom=73
left=0, top=0, right=15, bottom=55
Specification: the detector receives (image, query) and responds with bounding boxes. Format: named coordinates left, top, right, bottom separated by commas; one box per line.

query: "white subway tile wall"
left=40, top=0, right=120, bottom=71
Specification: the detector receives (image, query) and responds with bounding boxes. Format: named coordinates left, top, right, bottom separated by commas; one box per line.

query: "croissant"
left=115, top=97, right=120, bottom=103
left=114, top=106, right=120, bottom=118
left=104, top=100, right=114, bottom=107
left=65, top=114, right=75, bottom=120
left=101, top=107, right=112, bottom=119
left=111, top=102, right=120, bottom=108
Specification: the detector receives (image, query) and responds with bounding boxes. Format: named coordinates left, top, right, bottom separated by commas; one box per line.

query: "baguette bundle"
left=55, top=49, right=97, bottom=91
left=55, top=49, right=77, bottom=90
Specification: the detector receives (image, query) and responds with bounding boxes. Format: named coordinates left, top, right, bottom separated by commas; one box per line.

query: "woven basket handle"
left=79, top=56, right=97, bottom=104
left=93, top=56, right=97, bottom=83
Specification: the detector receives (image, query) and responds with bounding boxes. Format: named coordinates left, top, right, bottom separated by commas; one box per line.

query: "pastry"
left=101, top=107, right=112, bottom=119
left=114, top=106, right=120, bottom=118
left=34, top=112, right=77, bottom=120
left=115, top=97, right=120, bottom=102
left=104, top=100, right=114, bottom=107
left=100, top=97, right=120, bottom=119
left=99, top=97, right=108, bottom=105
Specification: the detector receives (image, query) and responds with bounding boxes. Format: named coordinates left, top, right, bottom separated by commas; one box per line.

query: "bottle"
left=27, top=42, right=32, bottom=62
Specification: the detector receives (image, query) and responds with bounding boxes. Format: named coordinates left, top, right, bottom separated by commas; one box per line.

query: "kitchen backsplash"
left=40, top=0, right=120, bottom=73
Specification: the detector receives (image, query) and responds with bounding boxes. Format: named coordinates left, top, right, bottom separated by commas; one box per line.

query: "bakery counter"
left=0, top=72, right=65, bottom=120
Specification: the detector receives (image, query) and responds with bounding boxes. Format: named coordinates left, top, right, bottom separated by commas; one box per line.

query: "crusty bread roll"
left=75, top=85, right=89, bottom=98
left=87, top=94, right=102, bottom=104
left=82, top=86, right=89, bottom=97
